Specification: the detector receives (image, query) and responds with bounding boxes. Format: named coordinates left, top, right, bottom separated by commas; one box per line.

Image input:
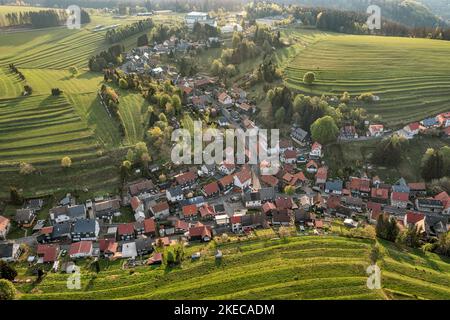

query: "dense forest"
left=271, top=0, right=446, bottom=28
left=106, top=18, right=153, bottom=43
left=2, top=8, right=90, bottom=28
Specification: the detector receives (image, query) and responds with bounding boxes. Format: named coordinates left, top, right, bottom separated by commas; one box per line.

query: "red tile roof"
left=175, top=171, right=197, bottom=185
left=0, top=216, right=9, bottom=232
left=275, top=197, right=293, bottom=210
left=408, top=182, right=426, bottom=191
left=408, top=122, right=420, bottom=131
left=349, top=177, right=371, bottom=192
left=405, top=212, right=425, bottom=225
left=262, top=202, right=276, bottom=214
left=99, top=239, right=117, bottom=252
left=118, top=223, right=134, bottom=235
left=435, top=191, right=450, bottom=208
left=174, top=219, right=189, bottom=230
left=151, top=201, right=169, bottom=213
left=260, top=175, right=279, bottom=187
left=143, top=218, right=156, bottom=233
left=315, top=167, right=328, bottom=181
left=284, top=149, right=297, bottom=159
left=314, top=220, right=324, bottom=228
left=203, top=182, right=219, bottom=196
left=37, top=244, right=59, bottom=263
left=230, top=215, right=242, bottom=224
left=367, top=201, right=382, bottom=215
left=182, top=204, right=198, bottom=217
left=69, top=241, right=93, bottom=256
left=371, top=187, right=389, bottom=200
left=199, top=204, right=214, bottom=218
left=391, top=192, right=409, bottom=202
left=306, top=160, right=318, bottom=168
left=189, top=222, right=212, bottom=238
left=326, top=195, right=341, bottom=209
left=219, top=174, right=234, bottom=188
left=234, top=168, right=252, bottom=184
left=130, top=196, right=141, bottom=211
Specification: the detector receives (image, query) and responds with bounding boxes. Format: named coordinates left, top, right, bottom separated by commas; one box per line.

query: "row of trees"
left=106, top=19, right=154, bottom=44
left=4, top=9, right=89, bottom=28
left=88, top=44, right=124, bottom=72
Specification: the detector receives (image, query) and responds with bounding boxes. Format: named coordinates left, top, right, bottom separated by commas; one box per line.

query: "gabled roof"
left=174, top=219, right=190, bottom=230
left=391, top=192, right=409, bottom=202
left=99, top=239, right=118, bottom=253
left=325, top=180, right=343, bottom=192
left=151, top=201, right=169, bottom=213
left=117, top=223, right=134, bottom=235
left=175, top=171, right=197, bottom=185
left=315, top=167, right=328, bottom=181
left=182, top=204, right=198, bottom=217
left=73, top=219, right=96, bottom=234
left=0, top=216, right=10, bottom=232
left=408, top=182, right=426, bottom=191
left=189, top=222, right=212, bottom=238
left=306, top=160, right=318, bottom=168
left=203, top=181, right=219, bottom=196
left=37, top=244, right=59, bottom=263
left=405, top=211, right=425, bottom=225
left=349, top=177, right=371, bottom=192
left=130, top=196, right=142, bottom=211
left=284, top=149, right=297, bottom=159
left=311, top=142, right=322, bottom=150
left=128, top=179, right=155, bottom=196
left=371, top=187, right=389, bottom=200
left=262, top=201, right=276, bottom=214
left=219, top=174, right=234, bottom=187
left=143, top=218, right=156, bottom=233
left=235, top=168, right=252, bottom=184
left=69, top=241, right=92, bottom=256
left=199, top=204, right=214, bottom=217
left=260, top=175, right=279, bottom=187
left=275, top=197, right=293, bottom=210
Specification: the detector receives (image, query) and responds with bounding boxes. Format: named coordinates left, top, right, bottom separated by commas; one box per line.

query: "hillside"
left=274, top=0, right=444, bottom=28
left=0, top=13, right=181, bottom=198
left=282, top=28, right=450, bottom=127
left=13, top=236, right=450, bottom=300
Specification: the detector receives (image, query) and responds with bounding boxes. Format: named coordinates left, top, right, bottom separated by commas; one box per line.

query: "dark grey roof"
left=168, top=186, right=183, bottom=197
left=260, top=187, right=275, bottom=201
left=325, top=180, right=343, bottom=192
left=28, top=199, right=43, bottom=210
left=68, top=205, right=86, bottom=219
left=52, top=221, right=72, bottom=238
left=73, top=219, right=96, bottom=233
left=291, top=127, right=308, bottom=141
left=180, top=196, right=205, bottom=207
left=0, top=243, right=13, bottom=258
left=15, top=209, right=34, bottom=222
left=244, top=191, right=260, bottom=202
left=213, top=203, right=225, bottom=213
left=135, top=237, right=153, bottom=252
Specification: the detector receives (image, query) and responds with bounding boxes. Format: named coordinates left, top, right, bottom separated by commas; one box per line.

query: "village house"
left=262, top=202, right=276, bottom=215
left=127, top=179, right=155, bottom=198
left=243, top=190, right=262, bottom=208
left=275, top=197, right=294, bottom=210
left=325, top=180, right=343, bottom=195
left=290, top=127, right=308, bottom=146
left=237, top=102, right=255, bottom=115
left=218, top=161, right=236, bottom=175
left=0, top=216, right=11, bottom=240
left=99, top=239, right=118, bottom=259
left=180, top=196, right=206, bottom=208
left=272, top=209, right=293, bottom=226
left=188, top=222, right=212, bottom=242
left=36, top=244, right=60, bottom=264
left=71, top=219, right=99, bottom=242
left=69, top=241, right=93, bottom=259
left=202, top=181, right=220, bottom=198
left=199, top=203, right=215, bottom=220
left=309, top=142, right=323, bottom=158
left=340, top=125, right=358, bottom=139
left=175, top=171, right=197, bottom=190
left=415, top=198, right=444, bottom=214
left=136, top=237, right=154, bottom=256
left=166, top=186, right=184, bottom=203
left=391, top=192, right=409, bottom=208
left=230, top=215, right=243, bottom=233
left=15, top=208, right=36, bottom=227
left=408, top=182, right=427, bottom=197
left=121, top=241, right=138, bottom=259
left=260, top=174, right=280, bottom=189
left=404, top=211, right=425, bottom=228
left=94, top=199, right=120, bottom=221
left=48, top=222, right=72, bottom=243
left=131, top=197, right=146, bottom=222
left=218, top=174, right=234, bottom=192
left=367, top=201, right=383, bottom=224
left=282, top=149, right=297, bottom=164
left=341, top=196, right=365, bottom=213
left=370, top=186, right=390, bottom=203
left=117, top=223, right=135, bottom=241
left=143, top=218, right=157, bottom=237
left=150, top=201, right=170, bottom=220
left=349, top=177, right=371, bottom=197
left=182, top=204, right=198, bottom=220
left=50, top=204, right=86, bottom=223
left=421, top=116, right=439, bottom=128
left=0, top=242, right=21, bottom=262
left=173, top=219, right=190, bottom=234
left=398, top=122, right=421, bottom=139
left=437, top=112, right=450, bottom=127
left=234, top=167, right=252, bottom=189
left=315, top=167, right=328, bottom=186
left=368, top=124, right=384, bottom=137
left=217, top=92, right=233, bottom=106
left=434, top=191, right=450, bottom=215
left=306, top=160, right=318, bottom=173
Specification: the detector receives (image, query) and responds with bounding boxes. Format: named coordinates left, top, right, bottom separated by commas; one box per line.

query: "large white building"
left=185, top=11, right=217, bottom=28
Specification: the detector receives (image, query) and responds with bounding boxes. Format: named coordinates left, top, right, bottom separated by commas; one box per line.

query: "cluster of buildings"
left=396, top=112, right=450, bottom=139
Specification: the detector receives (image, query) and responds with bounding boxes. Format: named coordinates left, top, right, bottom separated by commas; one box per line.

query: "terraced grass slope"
left=15, top=236, right=450, bottom=300
left=283, top=29, right=450, bottom=127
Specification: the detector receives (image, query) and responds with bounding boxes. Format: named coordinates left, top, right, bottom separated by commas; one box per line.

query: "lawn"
left=13, top=235, right=450, bottom=300
left=283, top=29, right=450, bottom=127
left=0, top=12, right=159, bottom=198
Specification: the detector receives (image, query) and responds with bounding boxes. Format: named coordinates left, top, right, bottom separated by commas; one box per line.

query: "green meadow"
left=14, top=236, right=450, bottom=300
left=283, top=29, right=450, bottom=127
